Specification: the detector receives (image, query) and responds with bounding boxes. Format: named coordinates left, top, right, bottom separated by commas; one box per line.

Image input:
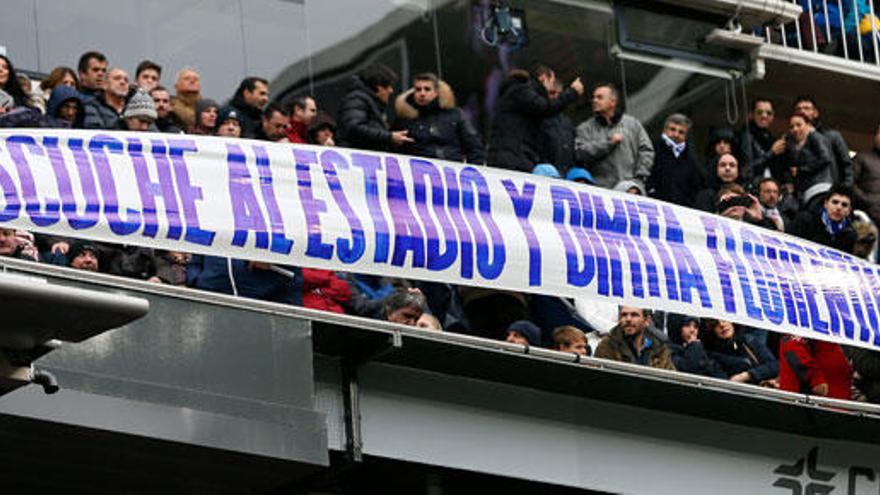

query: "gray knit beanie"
left=123, top=89, right=157, bottom=120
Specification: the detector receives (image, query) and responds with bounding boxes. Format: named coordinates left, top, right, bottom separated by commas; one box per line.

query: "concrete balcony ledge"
left=654, top=0, right=802, bottom=29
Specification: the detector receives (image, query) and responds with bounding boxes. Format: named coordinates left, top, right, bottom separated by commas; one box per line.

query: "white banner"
left=1, top=129, right=878, bottom=350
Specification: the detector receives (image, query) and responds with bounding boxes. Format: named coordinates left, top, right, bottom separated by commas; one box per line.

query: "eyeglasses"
left=755, top=109, right=774, bottom=116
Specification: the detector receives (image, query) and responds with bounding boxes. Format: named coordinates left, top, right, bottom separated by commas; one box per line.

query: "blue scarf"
left=821, top=209, right=848, bottom=236
left=662, top=134, right=686, bottom=158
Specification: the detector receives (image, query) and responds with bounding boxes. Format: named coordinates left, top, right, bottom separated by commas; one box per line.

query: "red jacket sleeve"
left=781, top=337, right=827, bottom=391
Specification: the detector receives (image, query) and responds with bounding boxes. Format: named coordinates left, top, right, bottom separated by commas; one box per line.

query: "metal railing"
left=763, top=0, right=880, bottom=64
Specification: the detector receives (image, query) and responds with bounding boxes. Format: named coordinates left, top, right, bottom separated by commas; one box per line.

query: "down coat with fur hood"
left=393, top=81, right=484, bottom=164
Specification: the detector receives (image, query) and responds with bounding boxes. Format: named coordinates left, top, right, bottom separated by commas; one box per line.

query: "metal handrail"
left=763, top=0, right=880, bottom=65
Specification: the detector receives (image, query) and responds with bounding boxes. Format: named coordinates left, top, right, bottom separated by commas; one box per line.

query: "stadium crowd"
left=1, top=50, right=880, bottom=404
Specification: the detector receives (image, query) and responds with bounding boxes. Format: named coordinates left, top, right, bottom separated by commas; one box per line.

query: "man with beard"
left=594, top=306, right=675, bottom=370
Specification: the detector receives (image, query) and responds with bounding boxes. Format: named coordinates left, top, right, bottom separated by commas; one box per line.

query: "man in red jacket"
left=301, top=268, right=351, bottom=314
left=779, top=336, right=852, bottom=399
left=286, top=95, right=317, bottom=143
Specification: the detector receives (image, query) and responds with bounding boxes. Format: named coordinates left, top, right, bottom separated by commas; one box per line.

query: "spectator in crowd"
left=336, top=63, right=412, bottom=152
left=416, top=313, right=443, bottom=331
left=739, top=98, right=784, bottom=183
left=135, top=59, right=161, bottom=92
left=67, top=241, right=100, bottom=272
left=341, top=273, right=409, bottom=319
left=786, top=112, right=834, bottom=211
left=566, top=166, right=596, bottom=185
left=540, top=80, right=576, bottom=174
left=779, top=335, right=852, bottom=399
left=215, top=107, right=242, bottom=138
left=647, top=113, right=700, bottom=207
left=594, top=306, right=675, bottom=369
left=695, top=153, right=741, bottom=212
left=505, top=320, right=542, bottom=347
left=83, top=67, right=129, bottom=130
left=393, top=72, right=484, bottom=164
left=668, top=317, right=726, bottom=379
left=757, top=178, right=787, bottom=231
left=121, top=89, right=157, bottom=131
left=460, top=287, right=528, bottom=340
left=104, top=244, right=159, bottom=281
left=701, top=319, right=779, bottom=385
left=0, top=228, right=38, bottom=261
left=171, top=67, right=201, bottom=131
left=575, top=83, right=653, bottom=190
left=846, top=345, right=880, bottom=404
left=37, top=66, right=78, bottom=111
left=794, top=95, right=853, bottom=187
left=788, top=184, right=856, bottom=253
left=487, top=64, right=583, bottom=172
left=44, top=84, right=84, bottom=128
left=553, top=325, right=590, bottom=357
left=187, top=255, right=302, bottom=306
left=76, top=51, right=107, bottom=99
left=285, top=95, right=317, bottom=143
left=384, top=289, right=427, bottom=326
left=714, top=182, right=779, bottom=232
left=613, top=179, right=645, bottom=195
left=851, top=210, right=878, bottom=261
left=309, top=116, right=336, bottom=146
left=228, top=76, right=269, bottom=138
left=154, top=251, right=190, bottom=286
left=853, top=124, right=880, bottom=227
left=191, top=98, right=219, bottom=135
left=301, top=268, right=351, bottom=314
left=256, top=102, right=289, bottom=142
left=149, top=86, right=183, bottom=133
left=0, top=55, right=32, bottom=110
left=703, top=126, right=737, bottom=186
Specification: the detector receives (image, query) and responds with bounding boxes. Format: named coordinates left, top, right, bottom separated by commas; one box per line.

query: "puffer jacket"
left=787, top=130, right=834, bottom=204
left=486, top=70, right=578, bottom=172
left=336, top=76, right=393, bottom=152
left=393, top=81, right=484, bottom=164
left=853, top=147, right=880, bottom=223
left=82, top=92, right=122, bottom=130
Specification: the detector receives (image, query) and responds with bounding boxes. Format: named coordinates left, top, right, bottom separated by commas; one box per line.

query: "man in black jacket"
left=227, top=76, right=269, bottom=138
left=739, top=97, right=785, bottom=184
left=393, top=73, right=483, bottom=163
left=787, top=184, right=857, bottom=253
left=647, top=113, right=700, bottom=207
left=794, top=95, right=853, bottom=187
left=336, top=64, right=412, bottom=152
left=487, top=64, right=583, bottom=172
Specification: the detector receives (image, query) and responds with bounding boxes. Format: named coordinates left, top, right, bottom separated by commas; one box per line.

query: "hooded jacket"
left=574, top=108, right=654, bottom=189
left=336, top=76, right=393, bottom=152
left=487, top=70, right=578, bottom=172
left=393, top=81, right=484, bottom=164
left=45, top=85, right=84, bottom=128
